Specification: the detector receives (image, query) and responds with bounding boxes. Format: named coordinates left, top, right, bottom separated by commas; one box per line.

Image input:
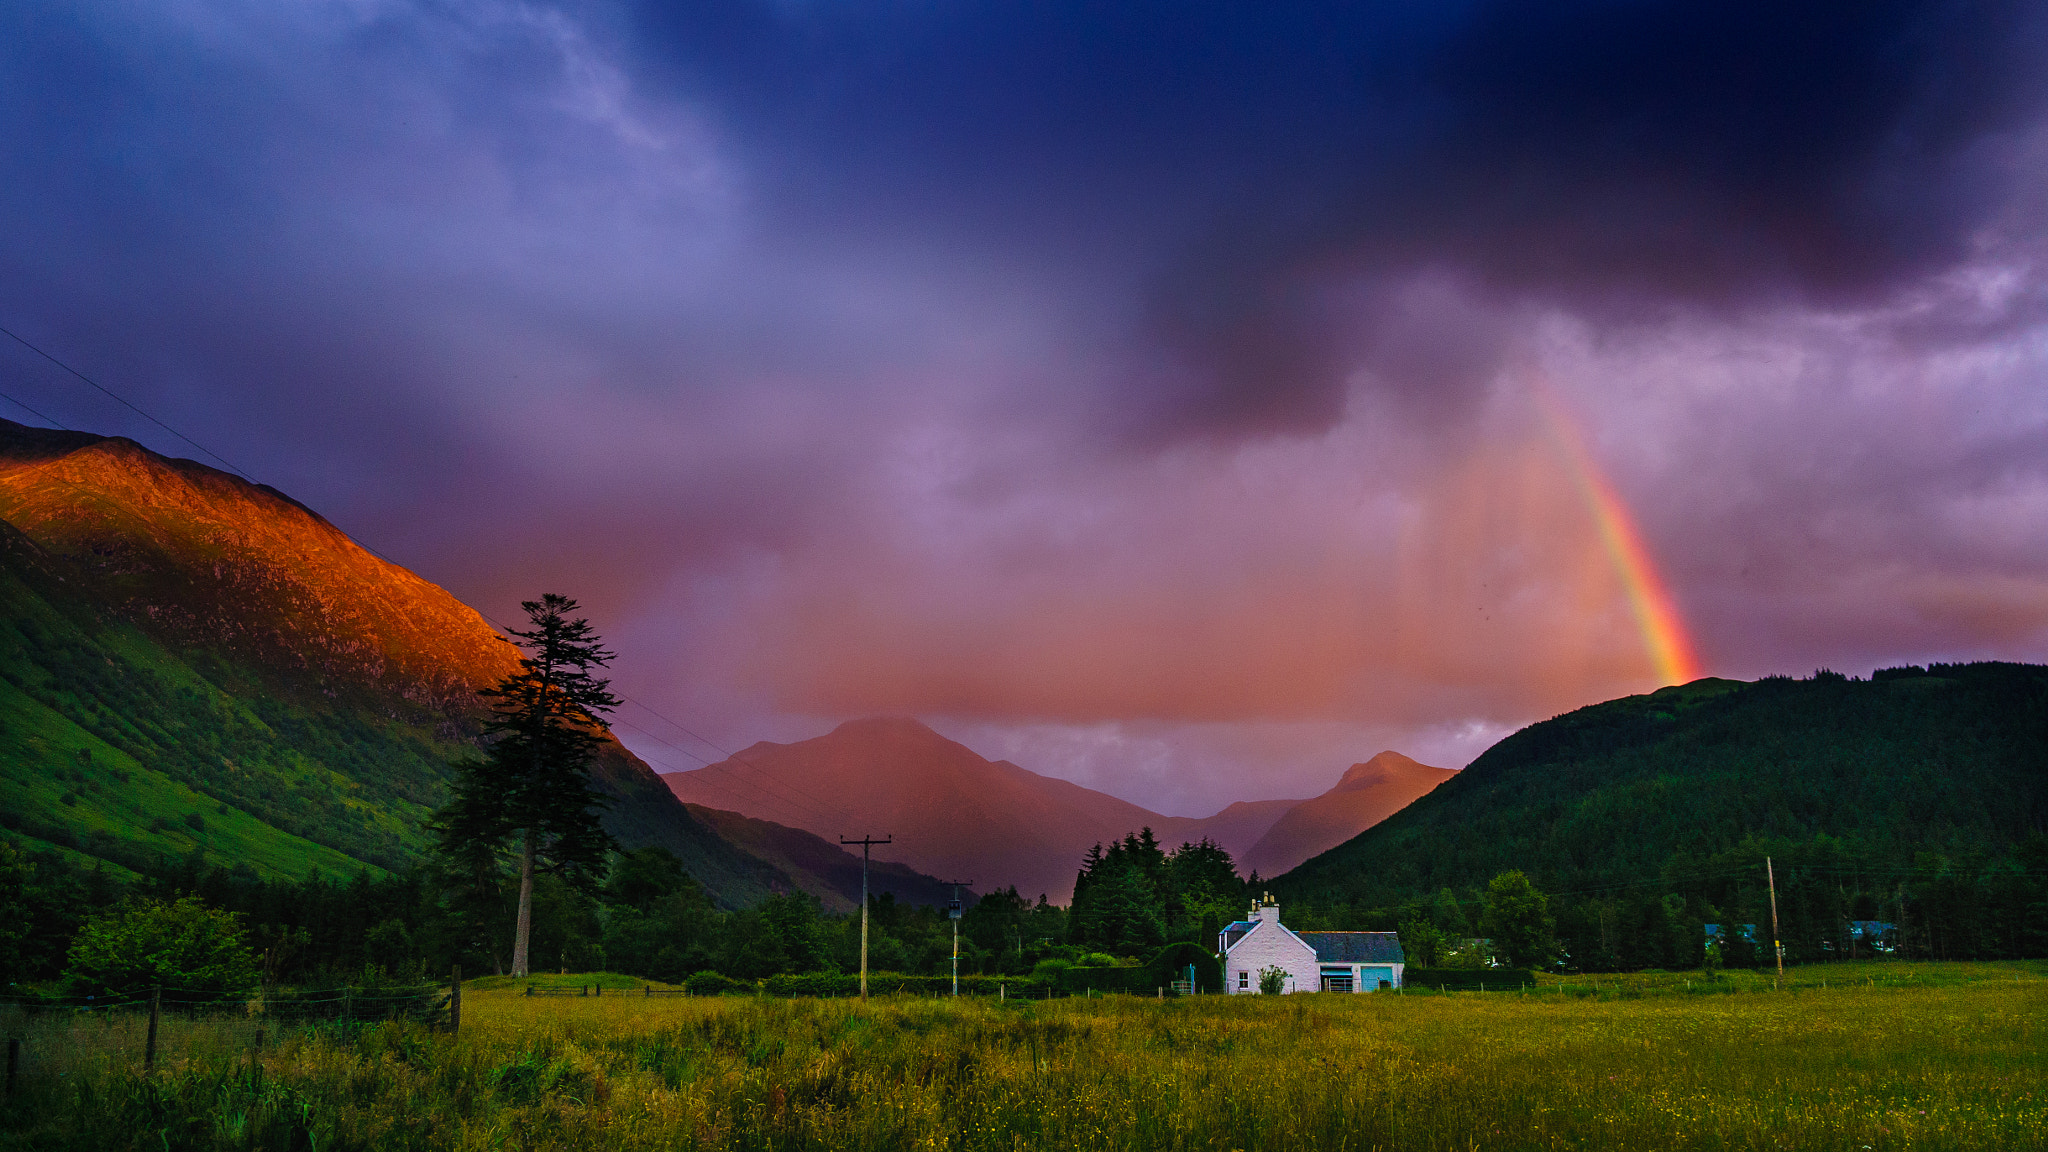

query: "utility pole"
left=940, top=880, right=973, bottom=997
left=1766, top=856, right=1784, bottom=987
left=841, top=835, right=892, bottom=1001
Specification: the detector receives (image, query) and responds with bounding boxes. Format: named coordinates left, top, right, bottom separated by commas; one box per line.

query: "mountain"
left=1239, top=751, right=1453, bottom=879
left=1178, top=799, right=1308, bottom=865
left=681, top=804, right=960, bottom=913
left=0, top=418, right=782, bottom=903
left=660, top=716, right=1441, bottom=901
left=662, top=717, right=1132, bottom=901
left=1272, top=667, right=2048, bottom=911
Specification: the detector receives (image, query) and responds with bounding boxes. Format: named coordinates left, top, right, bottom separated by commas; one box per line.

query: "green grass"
left=3, top=964, right=2041, bottom=1151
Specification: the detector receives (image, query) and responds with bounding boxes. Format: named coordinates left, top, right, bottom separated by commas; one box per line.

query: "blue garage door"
left=1359, top=966, right=1395, bottom=990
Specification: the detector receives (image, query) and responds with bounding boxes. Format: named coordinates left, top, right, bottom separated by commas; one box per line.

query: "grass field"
left=2, top=962, right=2041, bottom=1151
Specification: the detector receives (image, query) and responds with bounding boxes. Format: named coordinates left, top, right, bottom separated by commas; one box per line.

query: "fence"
left=510, top=974, right=1215, bottom=1000
left=1403, top=968, right=1540, bottom=991
left=0, top=982, right=456, bottom=1093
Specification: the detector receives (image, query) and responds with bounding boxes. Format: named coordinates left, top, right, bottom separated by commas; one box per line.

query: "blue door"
left=1359, top=966, right=1395, bottom=990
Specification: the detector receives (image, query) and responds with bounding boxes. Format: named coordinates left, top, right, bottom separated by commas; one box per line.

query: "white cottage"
left=1218, top=899, right=1404, bottom=994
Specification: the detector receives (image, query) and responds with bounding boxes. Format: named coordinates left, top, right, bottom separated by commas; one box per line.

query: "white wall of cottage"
left=1221, top=907, right=1319, bottom=995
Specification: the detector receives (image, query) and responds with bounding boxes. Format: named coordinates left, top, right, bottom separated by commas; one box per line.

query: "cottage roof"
left=1220, top=921, right=1258, bottom=950
left=1297, top=931, right=1405, bottom=964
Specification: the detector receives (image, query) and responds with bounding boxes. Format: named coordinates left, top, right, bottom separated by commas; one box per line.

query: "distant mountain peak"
left=829, top=715, right=948, bottom=741
left=1240, top=750, right=1453, bottom=878
left=1334, top=750, right=1436, bottom=789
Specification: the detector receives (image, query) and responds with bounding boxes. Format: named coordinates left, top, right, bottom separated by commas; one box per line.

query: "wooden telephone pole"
left=1766, top=856, right=1784, bottom=987
left=841, top=835, right=893, bottom=1000
left=940, top=880, right=973, bottom=996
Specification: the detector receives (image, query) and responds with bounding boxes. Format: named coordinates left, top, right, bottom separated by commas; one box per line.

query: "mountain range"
left=660, top=719, right=1452, bottom=901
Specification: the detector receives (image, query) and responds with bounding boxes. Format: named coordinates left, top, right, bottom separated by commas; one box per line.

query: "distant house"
left=1704, top=923, right=1757, bottom=944
left=1217, top=898, right=1404, bottom=994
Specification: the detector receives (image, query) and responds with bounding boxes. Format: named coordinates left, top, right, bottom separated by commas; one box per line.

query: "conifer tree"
left=431, top=594, right=619, bottom=977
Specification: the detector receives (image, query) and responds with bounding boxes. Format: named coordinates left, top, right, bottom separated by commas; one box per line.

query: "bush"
left=684, top=970, right=751, bottom=996
left=1144, top=942, right=1224, bottom=994
left=1030, top=957, right=1074, bottom=979
left=65, top=895, right=259, bottom=997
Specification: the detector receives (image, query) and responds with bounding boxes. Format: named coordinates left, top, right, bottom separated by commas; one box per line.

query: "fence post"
left=595, top=982, right=601, bottom=998
left=145, top=987, right=161, bottom=1072
left=251, top=1028, right=265, bottom=1084
left=5, top=1037, right=17, bottom=1096
left=526, top=984, right=533, bottom=997
left=342, top=987, right=353, bottom=1023
left=450, top=965, right=462, bottom=1035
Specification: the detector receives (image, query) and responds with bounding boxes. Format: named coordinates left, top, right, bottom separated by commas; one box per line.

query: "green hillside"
left=0, top=420, right=789, bottom=906
left=1274, top=664, right=2048, bottom=968
left=0, top=522, right=430, bottom=878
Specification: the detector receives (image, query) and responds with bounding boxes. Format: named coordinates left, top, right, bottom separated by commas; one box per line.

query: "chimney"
left=1255, top=900, right=1279, bottom=924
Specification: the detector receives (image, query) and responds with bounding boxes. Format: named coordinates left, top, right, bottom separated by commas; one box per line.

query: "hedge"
left=1144, top=942, right=1225, bottom=993
left=681, top=971, right=1052, bottom=998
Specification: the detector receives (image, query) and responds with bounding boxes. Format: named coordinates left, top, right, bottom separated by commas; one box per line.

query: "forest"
left=1275, top=663, right=2048, bottom=969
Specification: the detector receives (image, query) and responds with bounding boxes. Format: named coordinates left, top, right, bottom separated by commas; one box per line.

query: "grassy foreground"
left=2, top=964, right=2042, bottom=1151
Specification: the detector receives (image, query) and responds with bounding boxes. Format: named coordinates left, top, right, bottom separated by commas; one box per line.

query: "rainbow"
left=1533, top=385, right=1703, bottom=686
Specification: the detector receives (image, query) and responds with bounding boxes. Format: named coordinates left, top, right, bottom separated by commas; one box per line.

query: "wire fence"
left=0, top=983, right=454, bottom=1088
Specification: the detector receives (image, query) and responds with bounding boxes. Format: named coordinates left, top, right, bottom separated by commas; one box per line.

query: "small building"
left=1217, top=898, right=1404, bottom=994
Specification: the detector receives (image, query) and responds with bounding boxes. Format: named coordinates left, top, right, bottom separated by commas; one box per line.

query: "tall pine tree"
left=432, top=594, right=620, bottom=976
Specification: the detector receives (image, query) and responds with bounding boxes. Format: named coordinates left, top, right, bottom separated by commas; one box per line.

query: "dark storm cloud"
left=1, top=0, right=2045, bottom=811
left=635, top=0, right=2048, bottom=432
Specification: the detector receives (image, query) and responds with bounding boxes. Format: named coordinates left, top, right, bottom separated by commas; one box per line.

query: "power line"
left=616, top=694, right=737, bottom=762
left=0, top=326, right=907, bottom=891
left=608, top=713, right=858, bottom=830
left=4, top=340, right=761, bottom=785
left=0, top=385, right=67, bottom=430
left=1, top=321, right=865, bottom=830
left=612, top=697, right=862, bottom=828
left=0, top=323, right=258, bottom=482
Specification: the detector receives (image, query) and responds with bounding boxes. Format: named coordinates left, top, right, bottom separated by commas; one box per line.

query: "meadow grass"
left=2, top=963, right=2040, bottom=1151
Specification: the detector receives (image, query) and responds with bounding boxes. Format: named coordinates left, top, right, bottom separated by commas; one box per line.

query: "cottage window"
left=1238, top=970, right=1248, bottom=989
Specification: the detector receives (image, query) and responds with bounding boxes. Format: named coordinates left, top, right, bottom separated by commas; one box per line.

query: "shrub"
left=684, top=970, right=751, bottom=996
left=1144, top=942, right=1224, bottom=993
left=1031, top=957, right=1075, bottom=979
left=65, top=895, right=259, bottom=996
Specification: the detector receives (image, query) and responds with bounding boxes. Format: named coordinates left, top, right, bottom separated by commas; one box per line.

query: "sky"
left=3, top=0, right=2046, bottom=816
